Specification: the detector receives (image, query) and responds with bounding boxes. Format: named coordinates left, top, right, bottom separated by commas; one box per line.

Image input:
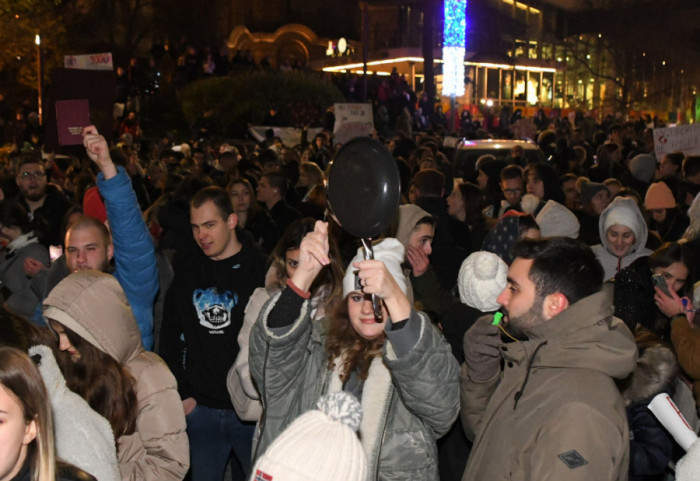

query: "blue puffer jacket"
left=249, top=292, right=460, bottom=481
left=98, top=167, right=158, bottom=350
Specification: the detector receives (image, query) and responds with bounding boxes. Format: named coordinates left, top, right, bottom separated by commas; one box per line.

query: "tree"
left=179, top=70, right=345, bottom=137
left=0, top=0, right=67, bottom=90
left=564, top=0, right=700, bottom=115
left=60, top=0, right=157, bottom=63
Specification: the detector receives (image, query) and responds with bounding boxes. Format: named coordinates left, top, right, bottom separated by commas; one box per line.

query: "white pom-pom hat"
left=250, top=392, right=367, bottom=481
left=458, top=251, right=508, bottom=312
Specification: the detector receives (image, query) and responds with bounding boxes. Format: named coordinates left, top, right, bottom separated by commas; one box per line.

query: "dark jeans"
left=186, top=404, right=255, bottom=481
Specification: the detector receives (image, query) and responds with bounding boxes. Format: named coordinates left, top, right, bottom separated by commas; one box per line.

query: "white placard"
left=653, top=124, right=700, bottom=159
left=64, top=53, right=113, bottom=71
left=648, top=393, right=699, bottom=451
left=333, top=103, right=374, bottom=145
left=247, top=126, right=323, bottom=148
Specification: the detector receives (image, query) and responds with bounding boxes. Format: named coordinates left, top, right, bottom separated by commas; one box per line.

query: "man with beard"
left=26, top=126, right=158, bottom=349
left=460, top=237, right=637, bottom=481
left=15, top=156, right=72, bottom=248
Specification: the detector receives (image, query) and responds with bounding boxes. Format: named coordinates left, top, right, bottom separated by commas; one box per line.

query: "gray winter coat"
left=0, top=237, right=48, bottom=319
left=249, top=291, right=460, bottom=480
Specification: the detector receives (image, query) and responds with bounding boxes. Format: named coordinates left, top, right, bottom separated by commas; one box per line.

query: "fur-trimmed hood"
left=621, top=344, right=678, bottom=405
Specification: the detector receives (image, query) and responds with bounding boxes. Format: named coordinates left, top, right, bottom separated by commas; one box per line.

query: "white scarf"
left=7, top=231, right=39, bottom=254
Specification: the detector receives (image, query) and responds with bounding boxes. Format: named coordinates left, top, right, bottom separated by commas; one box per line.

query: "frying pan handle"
left=361, top=238, right=383, bottom=322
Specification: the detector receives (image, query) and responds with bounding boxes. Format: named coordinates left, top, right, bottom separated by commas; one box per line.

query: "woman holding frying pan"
left=248, top=221, right=459, bottom=480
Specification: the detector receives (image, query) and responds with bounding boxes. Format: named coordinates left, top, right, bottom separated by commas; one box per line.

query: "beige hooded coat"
left=44, top=271, right=189, bottom=481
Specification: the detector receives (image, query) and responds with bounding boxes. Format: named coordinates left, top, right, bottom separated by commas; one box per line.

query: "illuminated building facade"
left=224, top=0, right=700, bottom=118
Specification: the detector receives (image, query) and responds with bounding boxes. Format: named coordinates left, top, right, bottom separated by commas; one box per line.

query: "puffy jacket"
left=226, top=285, right=271, bottom=422
left=249, top=292, right=460, bottom=480
left=227, top=273, right=333, bottom=422
left=98, top=166, right=159, bottom=350
left=43, top=271, right=189, bottom=481
left=461, top=287, right=638, bottom=481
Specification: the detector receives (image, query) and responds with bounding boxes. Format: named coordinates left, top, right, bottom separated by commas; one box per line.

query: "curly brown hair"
left=325, top=296, right=385, bottom=383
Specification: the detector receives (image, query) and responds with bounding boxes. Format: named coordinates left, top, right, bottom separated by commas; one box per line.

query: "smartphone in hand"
left=652, top=274, right=672, bottom=298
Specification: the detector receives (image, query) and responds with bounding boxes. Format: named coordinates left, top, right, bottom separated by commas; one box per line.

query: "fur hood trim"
left=327, top=355, right=392, bottom=476
left=622, top=344, right=678, bottom=404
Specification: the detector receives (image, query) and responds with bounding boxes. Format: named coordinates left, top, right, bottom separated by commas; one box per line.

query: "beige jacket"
left=226, top=286, right=271, bottom=421
left=44, top=271, right=189, bottom=481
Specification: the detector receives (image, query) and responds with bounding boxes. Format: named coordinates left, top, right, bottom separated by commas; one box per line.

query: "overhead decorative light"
left=442, top=0, right=466, bottom=97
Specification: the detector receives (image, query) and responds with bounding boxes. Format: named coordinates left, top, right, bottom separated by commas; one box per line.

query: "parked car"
left=442, top=137, right=546, bottom=179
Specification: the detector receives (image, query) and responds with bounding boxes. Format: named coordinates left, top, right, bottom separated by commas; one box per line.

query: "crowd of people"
left=0, top=91, right=700, bottom=481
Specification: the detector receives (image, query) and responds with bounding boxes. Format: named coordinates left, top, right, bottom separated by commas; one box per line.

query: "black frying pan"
left=326, top=136, right=401, bottom=321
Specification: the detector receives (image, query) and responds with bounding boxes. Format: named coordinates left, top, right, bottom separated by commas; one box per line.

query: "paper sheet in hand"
left=56, top=99, right=90, bottom=145
left=648, top=393, right=699, bottom=451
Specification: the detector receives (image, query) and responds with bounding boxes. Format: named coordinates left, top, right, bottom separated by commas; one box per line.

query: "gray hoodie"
left=592, top=197, right=652, bottom=280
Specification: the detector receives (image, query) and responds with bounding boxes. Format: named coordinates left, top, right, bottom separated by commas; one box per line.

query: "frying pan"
left=326, top=136, right=401, bottom=321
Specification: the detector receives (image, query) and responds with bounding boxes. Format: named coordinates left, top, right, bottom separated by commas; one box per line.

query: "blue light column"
left=442, top=0, right=466, bottom=97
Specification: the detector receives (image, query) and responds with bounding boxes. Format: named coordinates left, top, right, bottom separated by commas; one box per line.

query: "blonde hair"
left=0, top=347, right=55, bottom=481
left=299, top=162, right=324, bottom=187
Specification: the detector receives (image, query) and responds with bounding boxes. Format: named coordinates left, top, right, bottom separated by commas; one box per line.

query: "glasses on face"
left=503, top=188, right=523, bottom=195
left=19, top=171, right=46, bottom=180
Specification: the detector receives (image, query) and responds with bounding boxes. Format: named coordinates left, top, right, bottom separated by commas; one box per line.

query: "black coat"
left=613, top=256, right=666, bottom=338
left=415, top=196, right=468, bottom=291
left=17, top=185, right=73, bottom=248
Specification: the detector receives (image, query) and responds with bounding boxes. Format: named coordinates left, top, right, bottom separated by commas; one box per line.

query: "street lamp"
left=35, top=34, right=42, bottom=125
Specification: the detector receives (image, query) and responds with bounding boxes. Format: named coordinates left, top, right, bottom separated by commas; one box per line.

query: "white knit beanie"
left=603, top=200, right=641, bottom=236
left=458, top=251, right=508, bottom=312
left=342, top=238, right=407, bottom=297
left=250, top=392, right=367, bottom=481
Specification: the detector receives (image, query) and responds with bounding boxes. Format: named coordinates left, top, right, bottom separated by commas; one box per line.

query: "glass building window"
left=502, top=70, right=514, bottom=101
left=542, top=72, right=554, bottom=105
left=541, top=43, right=553, bottom=61
left=477, top=67, right=487, bottom=98
left=487, top=69, right=500, bottom=98
left=528, top=42, right=539, bottom=60
left=515, top=70, right=527, bottom=102
left=527, top=71, right=540, bottom=105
